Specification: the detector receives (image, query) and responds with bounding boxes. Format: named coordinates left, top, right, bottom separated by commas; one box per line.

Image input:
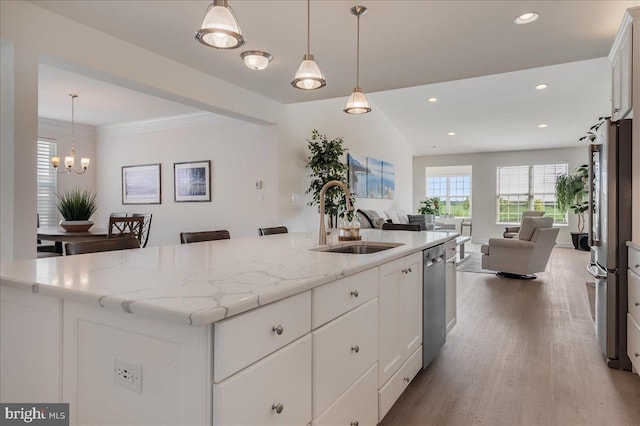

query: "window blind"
left=37, top=139, right=58, bottom=227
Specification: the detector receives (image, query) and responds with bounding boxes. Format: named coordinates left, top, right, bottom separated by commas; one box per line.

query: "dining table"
left=37, top=226, right=108, bottom=254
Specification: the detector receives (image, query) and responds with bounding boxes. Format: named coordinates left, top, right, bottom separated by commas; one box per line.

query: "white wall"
left=96, top=114, right=278, bottom=246
left=278, top=97, right=414, bottom=232
left=413, top=147, right=587, bottom=247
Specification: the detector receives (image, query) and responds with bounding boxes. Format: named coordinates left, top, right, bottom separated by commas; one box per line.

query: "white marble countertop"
left=1, top=229, right=456, bottom=325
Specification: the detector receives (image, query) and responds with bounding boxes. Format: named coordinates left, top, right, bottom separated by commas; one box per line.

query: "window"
left=37, top=139, right=58, bottom=227
left=496, top=163, right=567, bottom=223
left=426, top=174, right=471, bottom=217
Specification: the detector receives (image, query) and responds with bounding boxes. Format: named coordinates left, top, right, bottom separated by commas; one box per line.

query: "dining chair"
left=180, top=230, right=231, bottom=244
left=108, top=216, right=145, bottom=244
left=258, top=226, right=288, bottom=236
left=110, top=212, right=128, bottom=218
left=65, top=237, right=140, bottom=256
left=131, top=213, right=153, bottom=247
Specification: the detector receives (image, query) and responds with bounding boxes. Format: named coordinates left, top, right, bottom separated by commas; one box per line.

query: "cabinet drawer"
left=312, top=268, right=378, bottom=329
left=313, top=363, right=378, bottom=426
left=629, top=269, right=640, bottom=324
left=214, top=291, right=311, bottom=382
left=627, top=314, right=640, bottom=373
left=378, top=345, right=422, bottom=422
left=629, top=245, right=640, bottom=275
left=213, top=335, right=312, bottom=426
left=313, top=298, right=378, bottom=418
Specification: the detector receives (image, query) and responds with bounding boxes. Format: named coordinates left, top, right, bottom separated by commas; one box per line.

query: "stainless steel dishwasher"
left=423, top=243, right=446, bottom=369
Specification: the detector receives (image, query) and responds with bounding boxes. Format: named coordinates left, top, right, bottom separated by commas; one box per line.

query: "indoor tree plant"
left=56, top=188, right=97, bottom=231
left=306, top=129, right=354, bottom=229
left=555, top=164, right=588, bottom=250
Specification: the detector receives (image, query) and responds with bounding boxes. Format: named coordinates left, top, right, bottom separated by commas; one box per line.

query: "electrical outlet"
left=113, top=357, right=142, bottom=393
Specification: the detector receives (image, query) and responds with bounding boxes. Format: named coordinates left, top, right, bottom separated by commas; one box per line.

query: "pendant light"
left=51, top=94, right=90, bottom=174
left=344, top=5, right=371, bottom=114
left=291, top=0, right=326, bottom=90
left=195, top=0, right=245, bottom=49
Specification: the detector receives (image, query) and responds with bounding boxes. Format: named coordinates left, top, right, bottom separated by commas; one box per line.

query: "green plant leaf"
left=56, top=188, right=97, bottom=221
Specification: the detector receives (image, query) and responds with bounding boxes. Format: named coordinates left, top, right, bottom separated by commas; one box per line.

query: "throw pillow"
left=385, top=210, right=400, bottom=223
left=397, top=210, right=409, bottom=224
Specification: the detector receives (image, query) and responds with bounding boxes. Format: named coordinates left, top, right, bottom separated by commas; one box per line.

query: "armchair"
left=503, top=210, right=544, bottom=238
left=482, top=216, right=558, bottom=279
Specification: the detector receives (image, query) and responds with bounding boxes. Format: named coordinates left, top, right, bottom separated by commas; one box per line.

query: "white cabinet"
left=610, top=15, right=633, bottom=120
left=213, top=335, right=312, bottom=426
left=312, top=267, right=378, bottom=329
left=214, top=291, right=311, bottom=382
left=313, top=363, right=378, bottom=426
left=378, top=346, right=423, bottom=421
left=378, top=252, right=423, bottom=393
left=312, top=299, right=378, bottom=417
left=445, top=239, right=457, bottom=334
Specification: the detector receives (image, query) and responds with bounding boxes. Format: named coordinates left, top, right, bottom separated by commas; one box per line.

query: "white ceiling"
left=32, top=0, right=640, bottom=154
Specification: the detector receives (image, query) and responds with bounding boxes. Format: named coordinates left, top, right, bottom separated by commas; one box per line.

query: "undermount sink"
left=311, top=242, right=404, bottom=254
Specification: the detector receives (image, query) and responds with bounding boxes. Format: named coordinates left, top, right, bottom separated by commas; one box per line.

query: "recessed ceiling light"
left=428, top=97, right=438, bottom=103
left=240, top=51, right=273, bottom=70
left=448, top=132, right=455, bottom=136
left=537, top=123, right=548, bottom=128
left=514, top=12, right=539, bottom=24
left=535, top=83, right=548, bottom=90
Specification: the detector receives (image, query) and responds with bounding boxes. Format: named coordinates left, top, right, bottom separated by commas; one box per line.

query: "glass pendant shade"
left=195, top=0, right=245, bottom=49
left=291, top=54, right=326, bottom=89
left=241, top=51, right=272, bottom=70
left=344, top=88, right=371, bottom=114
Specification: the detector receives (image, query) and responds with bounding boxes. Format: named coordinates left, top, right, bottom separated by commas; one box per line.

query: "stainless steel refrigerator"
left=587, top=118, right=632, bottom=370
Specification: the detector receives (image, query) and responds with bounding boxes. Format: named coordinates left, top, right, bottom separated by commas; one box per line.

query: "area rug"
left=586, top=281, right=595, bottom=321
left=456, top=252, right=497, bottom=274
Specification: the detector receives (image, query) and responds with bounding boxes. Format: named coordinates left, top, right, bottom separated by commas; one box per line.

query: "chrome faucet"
left=318, top=180, right=354, bottom=245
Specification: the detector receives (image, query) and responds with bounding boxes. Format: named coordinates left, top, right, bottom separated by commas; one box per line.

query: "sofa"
left=356, top=209, right=454, bottom=231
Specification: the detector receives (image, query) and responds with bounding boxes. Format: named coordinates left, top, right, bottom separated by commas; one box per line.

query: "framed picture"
left=174, top=160, right=211, bottom=202
left=122, top=163, right=161, bottom=204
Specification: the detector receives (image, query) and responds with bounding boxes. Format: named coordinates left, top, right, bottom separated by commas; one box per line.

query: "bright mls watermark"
left=1, top=403, right=68, bottom=425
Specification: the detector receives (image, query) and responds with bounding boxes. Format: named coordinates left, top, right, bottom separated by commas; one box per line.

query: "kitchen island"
left=1, top=229, right=456, bottom=425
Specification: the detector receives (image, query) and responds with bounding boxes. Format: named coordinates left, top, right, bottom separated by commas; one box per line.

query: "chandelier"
left=51, top=94, right=90, bottom=174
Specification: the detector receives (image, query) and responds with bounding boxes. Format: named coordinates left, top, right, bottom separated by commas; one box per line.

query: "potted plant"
left=418, top=197, right=440, bottom=224
left=305, top=129, right=354, bottom=228
left=56, top=188, right=97, bottom=232
left=555, top=165, right=588, bottom=250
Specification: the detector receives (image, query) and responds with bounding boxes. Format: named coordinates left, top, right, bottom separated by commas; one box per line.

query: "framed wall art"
left=122, top=163, right=161, bottom=204
left=174, top=160, right=211, bottom=202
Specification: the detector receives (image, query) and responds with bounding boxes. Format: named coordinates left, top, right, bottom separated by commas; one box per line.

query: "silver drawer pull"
left=635, top=353, right=639, bottom=358
left=350, top=290, right=359, bottom=298
left=272, top=403, right=283, bottom=414
left=404, top=377, right=410, bottom=383
left=635, top=302, right=640, bottom=307
left=351, top=345, right=360, bottom=354
left=635, top=263, right=640, bottom=269
left=272, top=324, right=284, bottom=335
left=350, top=422, right=359, bottom=426
left=402, top=267, right=412, bottom=274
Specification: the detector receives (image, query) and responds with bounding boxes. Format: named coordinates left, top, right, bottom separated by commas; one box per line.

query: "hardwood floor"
left=380, top=246, right=640, bottom=426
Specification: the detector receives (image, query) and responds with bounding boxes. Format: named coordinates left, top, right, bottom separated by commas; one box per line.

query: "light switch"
left=255, top=180, right=262, bottom=189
